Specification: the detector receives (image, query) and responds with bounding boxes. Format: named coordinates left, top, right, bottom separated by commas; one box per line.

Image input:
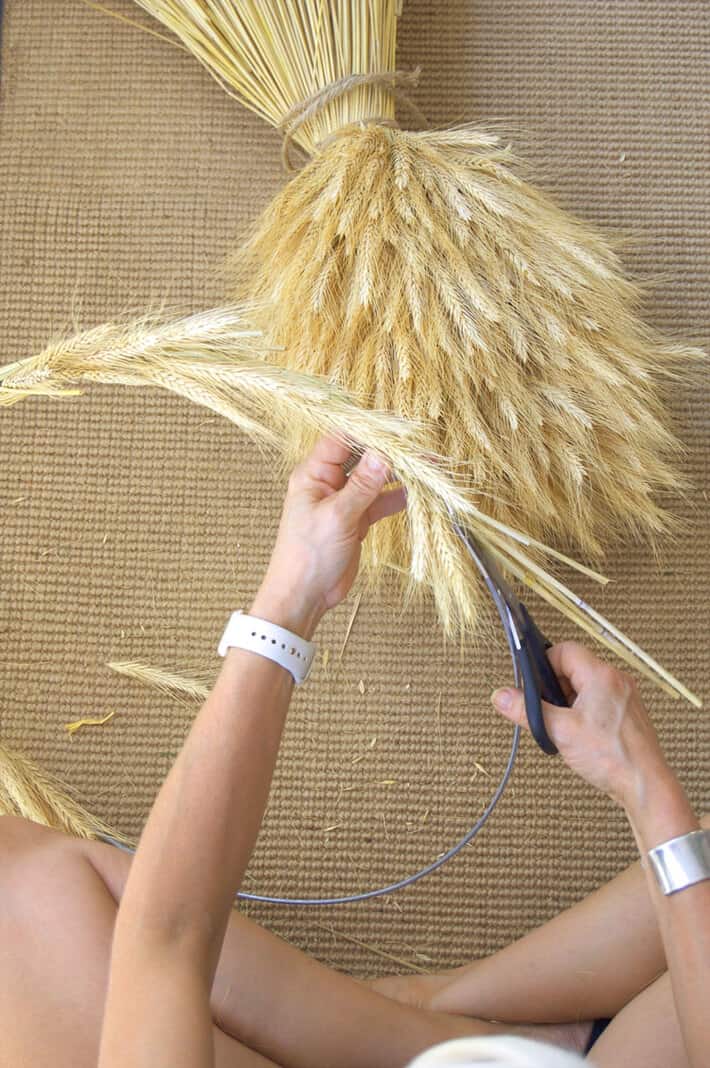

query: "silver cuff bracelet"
left=648, top=829, right=710, bottom=895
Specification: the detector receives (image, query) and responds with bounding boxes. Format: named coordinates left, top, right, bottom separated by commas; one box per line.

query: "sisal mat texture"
left=0, top=0, right=708, bottom=976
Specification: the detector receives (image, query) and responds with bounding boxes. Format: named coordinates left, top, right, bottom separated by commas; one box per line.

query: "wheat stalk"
left=0, top=309, right=700, bottom=705
left=0, top=741, right=132, bottom=843
left=58, top=2, right=703, bottom=704
left=131, top=0, right=400, bottom=154
left=109, top=660, right=212, bottom=701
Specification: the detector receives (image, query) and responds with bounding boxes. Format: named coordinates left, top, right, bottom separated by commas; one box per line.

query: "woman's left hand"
left=251, top=435, right=406, bottom=639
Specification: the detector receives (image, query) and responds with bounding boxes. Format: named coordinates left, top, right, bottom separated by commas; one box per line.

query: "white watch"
left=218, top=610, right=316, bottom=685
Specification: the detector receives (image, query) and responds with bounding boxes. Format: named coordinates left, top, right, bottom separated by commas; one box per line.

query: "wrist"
left=624, top=764, right=698, bottom=851
left=250, top=583, right=324, bottom=642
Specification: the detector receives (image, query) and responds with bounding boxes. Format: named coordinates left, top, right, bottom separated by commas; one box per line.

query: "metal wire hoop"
left=100, top=554, right=523, bottom=907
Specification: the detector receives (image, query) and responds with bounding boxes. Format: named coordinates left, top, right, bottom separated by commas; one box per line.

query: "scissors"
left=448, top=508, right=569, bottom=754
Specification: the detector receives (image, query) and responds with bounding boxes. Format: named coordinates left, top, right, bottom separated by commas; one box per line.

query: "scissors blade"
left=448, top=510, right=512, bottom=603
left=446, top=505, right=563, bottom=754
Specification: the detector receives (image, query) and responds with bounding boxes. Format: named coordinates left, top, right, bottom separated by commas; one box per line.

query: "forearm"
left=625, top=769, right=709, bottom=1068
left=114, top=586, right=319, bottom=979
left=428, top=769, right=708, bottom=1034
left=99, top=439, right=403, bottom=1067
left=91, top=836, right=495, bottom=1068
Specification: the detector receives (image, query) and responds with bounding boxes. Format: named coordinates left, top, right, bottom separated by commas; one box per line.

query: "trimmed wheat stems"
left=0, top=310, right=700, bottom=705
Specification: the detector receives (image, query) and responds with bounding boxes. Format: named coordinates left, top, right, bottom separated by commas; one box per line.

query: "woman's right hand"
left=491, top=642, right=675, bottom=811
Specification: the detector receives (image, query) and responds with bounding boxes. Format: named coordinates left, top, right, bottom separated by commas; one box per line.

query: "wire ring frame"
left=101, top=581, right=523, bottom=907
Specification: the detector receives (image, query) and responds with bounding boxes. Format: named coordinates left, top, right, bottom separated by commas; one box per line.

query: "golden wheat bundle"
left=0, top=309, right=700, bottom=705
left=122, top=1, right=703, bottom=616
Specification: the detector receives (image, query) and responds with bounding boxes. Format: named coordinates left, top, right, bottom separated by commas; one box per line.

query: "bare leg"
left=430, top=854, right=665, bottom=1022
left=590, top=972, right=688, bottom=1068
left=0, top=816, right=507, bottom=1068
left=0, top=816, right=277, bottom=1068
left=86, top=824, right=505, bottom=1067
left=374, top=813, right=709, bottom=1024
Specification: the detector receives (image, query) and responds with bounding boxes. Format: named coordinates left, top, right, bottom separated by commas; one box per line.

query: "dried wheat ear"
left=0, top=309, right=700, bottom=705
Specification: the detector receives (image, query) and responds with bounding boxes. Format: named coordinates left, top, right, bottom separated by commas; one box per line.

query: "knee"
left=0, top=815, right=81, bottom=903
left=0, top=813, right=71, bottom=859
left=0, top=813, right=52, bottom=860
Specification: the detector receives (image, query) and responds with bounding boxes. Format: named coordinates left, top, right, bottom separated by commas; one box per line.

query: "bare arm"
left=624, top=764, right=708, bottom=1068
left=98, top=437, right=405, bottom=1068
left=493, top=644, right=709, bottom=1068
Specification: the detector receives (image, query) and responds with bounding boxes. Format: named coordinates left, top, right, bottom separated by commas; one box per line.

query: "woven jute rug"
left=0, top=0, right=707, bottom=976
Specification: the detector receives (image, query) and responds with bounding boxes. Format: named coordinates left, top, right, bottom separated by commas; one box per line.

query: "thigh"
left=0, top=816, right=277, bottom=1068
left=0, top=816, right=113, bottom=1067
left=87, top=830, right=497, bottom=1068
left=589, top=972, right=687, bottom=1068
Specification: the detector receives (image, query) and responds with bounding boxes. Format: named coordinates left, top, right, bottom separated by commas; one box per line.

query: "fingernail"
left=491, top=688, right=512, bottom=710
left=363, top=452, right=387, bottom=476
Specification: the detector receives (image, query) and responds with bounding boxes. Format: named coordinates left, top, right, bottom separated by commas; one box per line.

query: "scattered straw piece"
left=339, top=591, right=363, bottom=659
left=473, top=761, right=492, bottom=779
left=336, top=785, right=357, bottom=806
left=358, top=679, right=366, bottom=695
left=313, top=923, right=427, bottom=973
left=64, top=710, right=116, bottom=735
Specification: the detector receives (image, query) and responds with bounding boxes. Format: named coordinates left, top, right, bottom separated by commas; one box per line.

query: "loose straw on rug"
left=109, top=660, right=212, bottom=701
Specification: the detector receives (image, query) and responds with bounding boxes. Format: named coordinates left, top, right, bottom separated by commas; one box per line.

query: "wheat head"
left=231, top=123, right=703, bottom=574
left=0, top=741, right=131, bottom=842
left=109, top=660, right=212, bottom=701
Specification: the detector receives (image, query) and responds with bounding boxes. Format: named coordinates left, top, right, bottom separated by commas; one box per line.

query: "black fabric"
left=585, top=1017, right=612, bottom=1054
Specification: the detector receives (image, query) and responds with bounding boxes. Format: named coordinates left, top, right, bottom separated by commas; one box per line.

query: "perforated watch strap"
left=218, top=610, right=316, bottom=685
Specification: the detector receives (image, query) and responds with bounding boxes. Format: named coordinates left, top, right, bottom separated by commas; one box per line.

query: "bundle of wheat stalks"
left=119, top=2, right=701, bottom=570
left=0, top=1, right=703, bottom=703
left=0, top=309, right=700, bottom=706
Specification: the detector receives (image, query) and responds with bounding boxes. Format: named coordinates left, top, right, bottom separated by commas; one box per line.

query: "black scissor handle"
left=517, top=603, right=569, bottom=755
left=518, top=647, right=559, bottom=755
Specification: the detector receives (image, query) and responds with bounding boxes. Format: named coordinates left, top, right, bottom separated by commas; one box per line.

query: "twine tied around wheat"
left=278, top=66, right=425, bottom=169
